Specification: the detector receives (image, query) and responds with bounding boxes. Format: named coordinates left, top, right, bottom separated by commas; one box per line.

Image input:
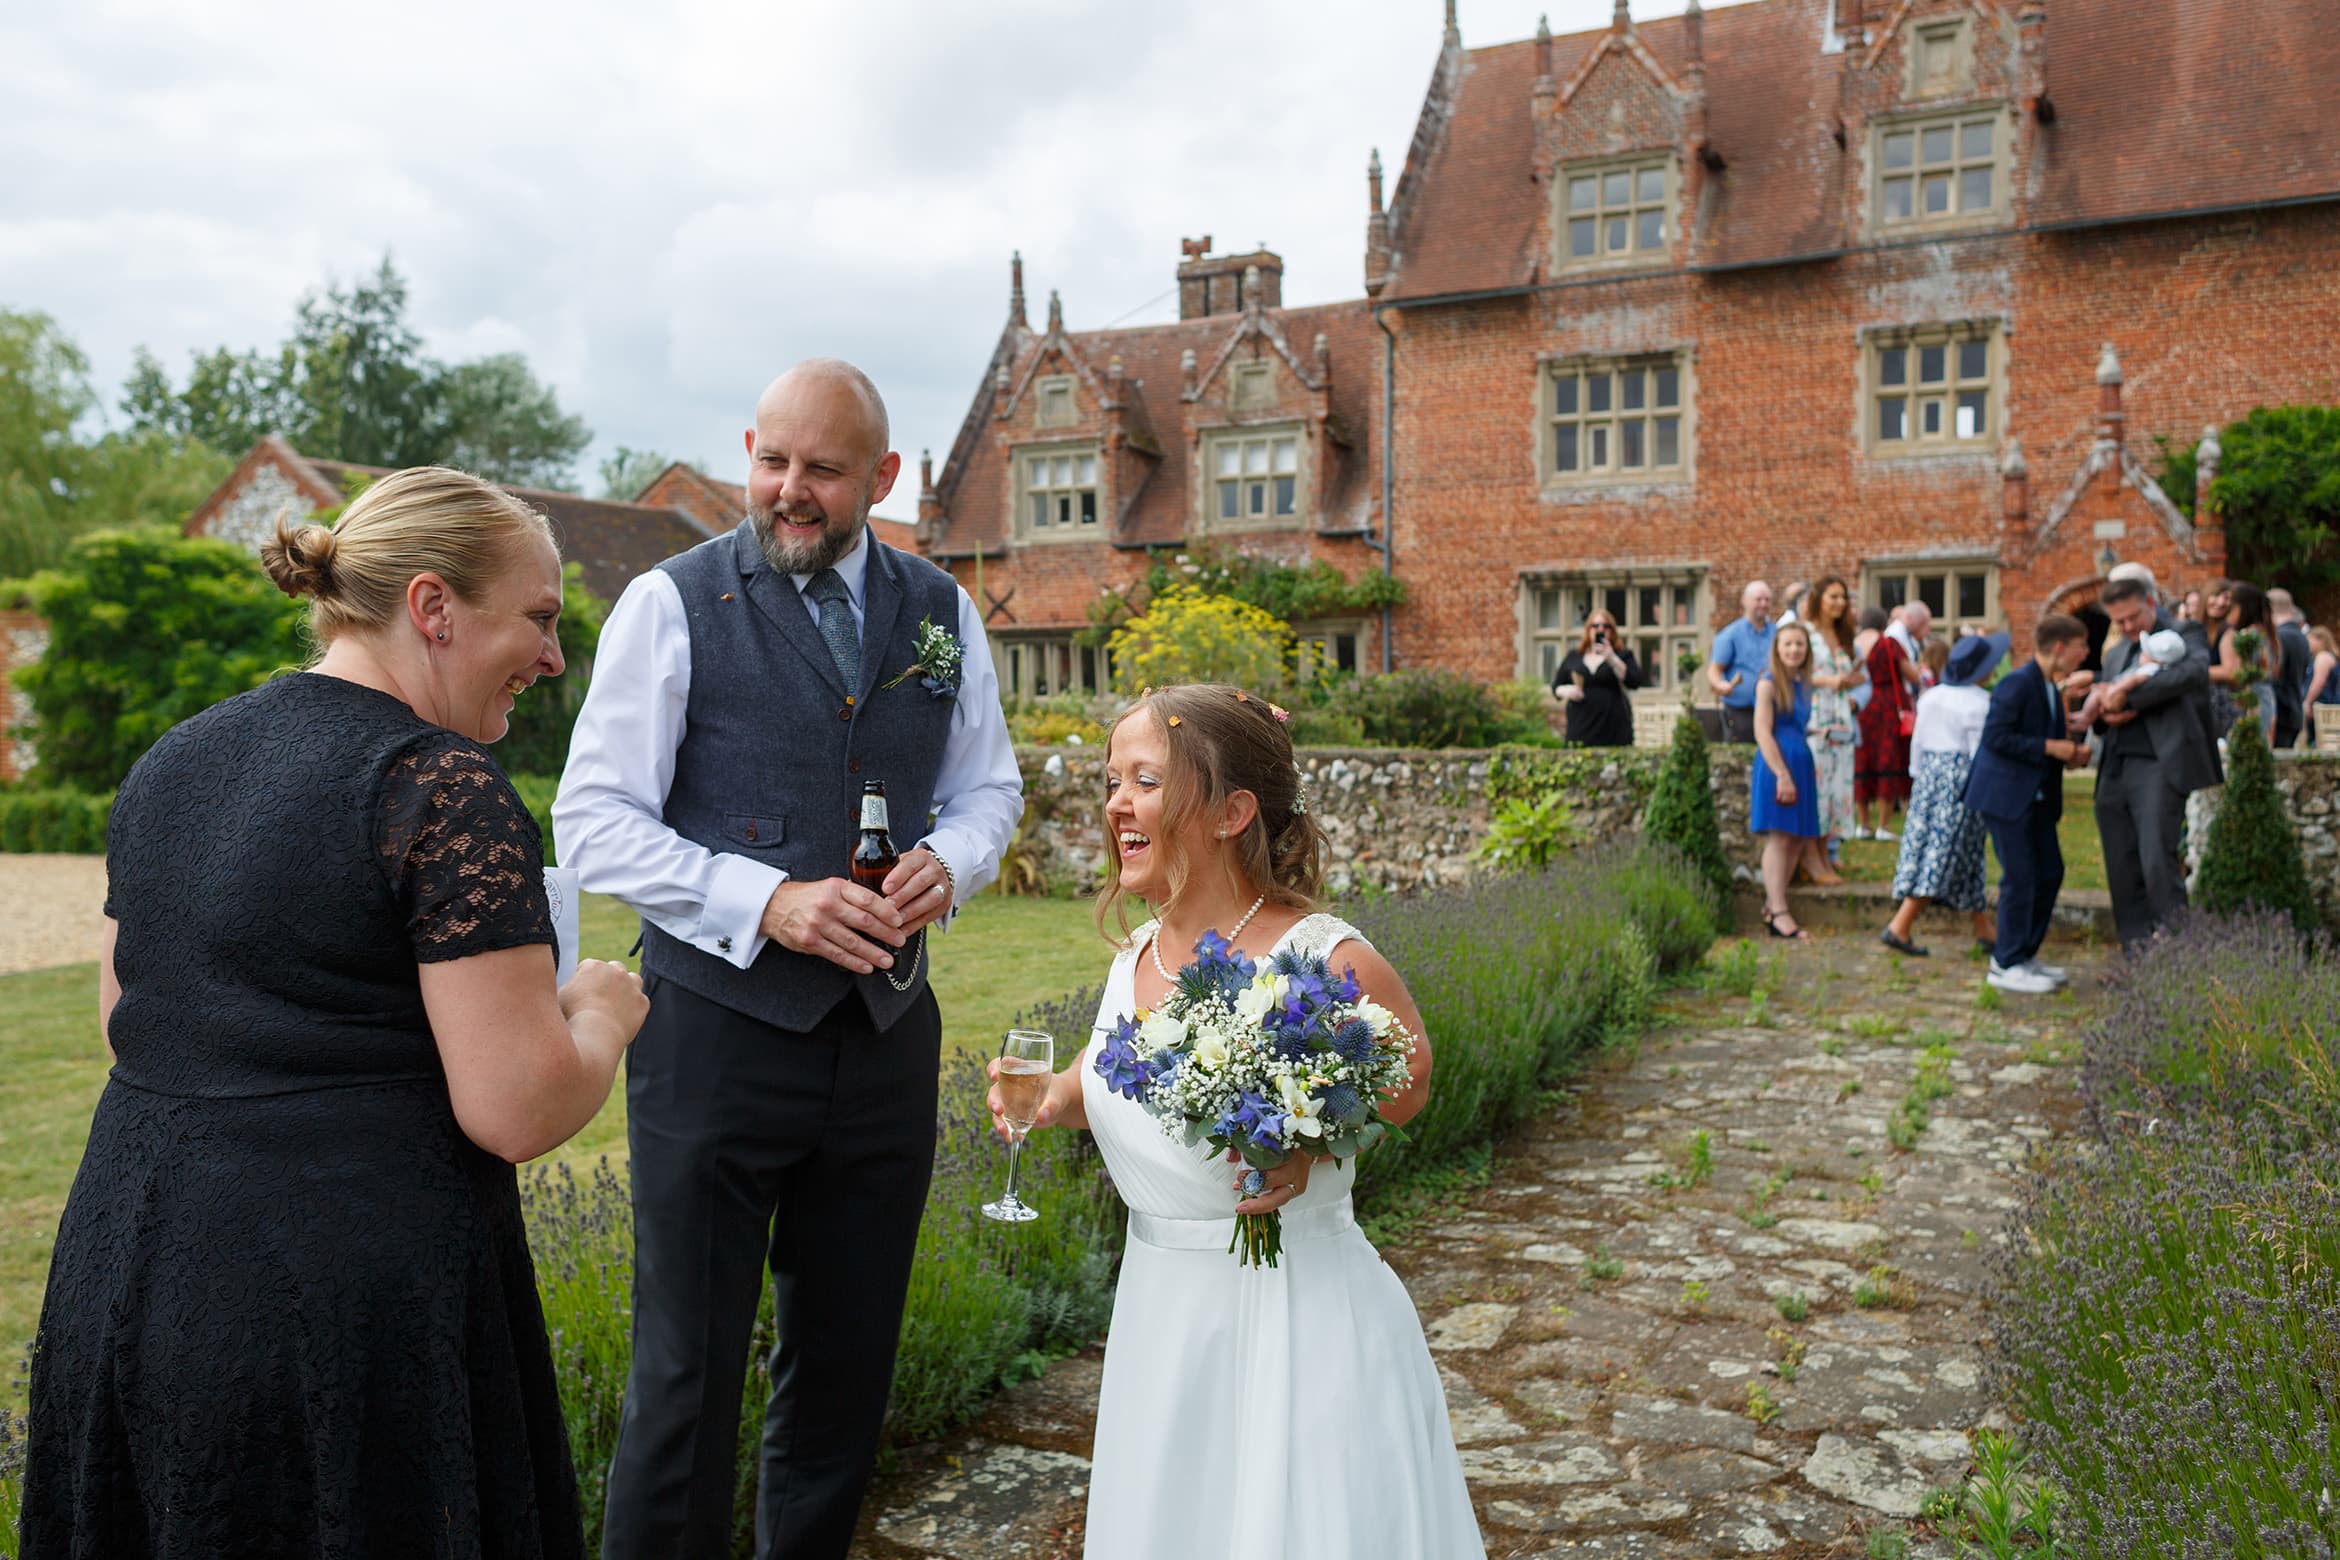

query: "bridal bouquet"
left=1093, top=929, right=1416, bottom=1268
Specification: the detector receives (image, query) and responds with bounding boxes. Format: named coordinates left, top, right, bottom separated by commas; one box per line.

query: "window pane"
left=1639, top=586, right=1663, bottom=627
left=1217, top=443, right=1240, bottom=476
left=1924, top=172, right=1952, bottom=213
left=1051, top=456, right=1071, bottom=485
left=1884, top=177, right=1913, bottom=220
left=1622, top=420, right=1645, bottom=468
left=1885, top=131, right=1915, bottom=169
left=1540, top=642, right=1560, bottom=681
left=1961, top=120, right=1993, bottom=159
left=1570, top=217, right=1597, bottom=258
left=1079, top=490, right=1097, bottom=523
left=1918, top=344, right=1947, bottom=383
left=1271, top=438, right=1298, bottom=474
left=1636, top=209, right=1664, bottom=250
left=1637, top=166, right=1665, bottom=203
left=1077, top=454, right=1097, bottom=485
left=1553, top=424, right=1578, bottom=472
left=1879, top=397, right=1906, bottom=440
left=1639, top=635, right=1662, bottom=671
left=1605, top=587, right=1629, bottom=623
left=1960, top=166, right=1993, bottom=211
left=1878, top=574, right=1909, bottom=610
left=1056, top=494, right=1072, bottom=525
left=1879, top=346, right=1908, bottom=387
left=1654, top=366, right=1680, bottom=406
left=1219, top=481, right=1238, bottom=519
left=1958, top=573, right=1987, bottom=618
left=1553, top=374, right=1579, bottom=415
left=1031, top=493, right=1048, bottom=527
left=1603, top=170, right=1630, bottom=206
left=1958, top=339, right=1988, bottom=380
left=1247, top=480, right=1267, bottom=515
left=1922, top=125, right=1954, bottom=164
left=1273, top=476, right=1295, bottom=515
left=1243, top=440, right=1269, bottom=475
left=1590, top=425, right=1609, bottom=467
left=1917, top=574, right=1948, bottom=616
left=1672, top=593, right=1692, bottom=627
left=1621, top=369, right=1646, bottom=410
left=1538, top=588, right=1561, bottom=630
left=1921, top=397, right=1944, bottom=436
left=1606, top=215, right=1629, bottom=252
left=1655, top=416, right=1680, bottom=467
left=1957, top=389, right=1988, bottom=438
left=1587, top=374, right=1612, bottom=413
left=1569, top=175, right=1599, bottom=211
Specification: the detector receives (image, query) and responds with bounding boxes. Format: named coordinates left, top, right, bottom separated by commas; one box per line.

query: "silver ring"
left=930, top=882, right=945, bottom=894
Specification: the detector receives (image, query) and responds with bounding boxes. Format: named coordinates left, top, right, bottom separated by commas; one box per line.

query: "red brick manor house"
left=914, top=0, right=2338, bottom=703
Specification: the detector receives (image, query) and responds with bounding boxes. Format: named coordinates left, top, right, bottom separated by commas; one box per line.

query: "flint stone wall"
left=2185, top=751, right=2340, bottom=914
left=1013, top=743, right=1761, bottom=897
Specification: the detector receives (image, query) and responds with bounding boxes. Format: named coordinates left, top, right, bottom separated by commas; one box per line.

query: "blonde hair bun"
left=260, top=520, right=339, bottom=601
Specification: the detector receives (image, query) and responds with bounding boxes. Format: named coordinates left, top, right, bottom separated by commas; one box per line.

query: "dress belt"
left=1127, top=1197, right=1357, bottom=1252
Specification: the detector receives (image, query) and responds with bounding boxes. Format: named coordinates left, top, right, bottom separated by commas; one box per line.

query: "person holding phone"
left=1552, top=609, right=1644, bottom=747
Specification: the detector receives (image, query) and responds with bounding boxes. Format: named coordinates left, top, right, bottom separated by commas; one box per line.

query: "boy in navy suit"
left=1964, top=614, right=2092, bottom=994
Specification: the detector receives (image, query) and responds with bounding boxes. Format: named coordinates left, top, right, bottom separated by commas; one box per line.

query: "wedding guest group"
left=553, top=359, right=1023, bottom=1559
left=24, top=468, right=650, bottom=1557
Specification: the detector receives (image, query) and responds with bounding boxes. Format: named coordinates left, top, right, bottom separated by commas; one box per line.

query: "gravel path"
left=850, top=931, right=2096, bottom=1560
left=0, top=854, right=108, bottom=976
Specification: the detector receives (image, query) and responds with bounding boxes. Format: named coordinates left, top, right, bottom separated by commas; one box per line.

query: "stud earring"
left=435, top=631, right=446, bottom=641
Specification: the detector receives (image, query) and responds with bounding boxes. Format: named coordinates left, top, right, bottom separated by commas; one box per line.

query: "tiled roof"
left=1383, top=0, right=2340, bottom=300
left=297, top=456, right=715, bottom=607
left=930, top=299, right=1381, bottom=558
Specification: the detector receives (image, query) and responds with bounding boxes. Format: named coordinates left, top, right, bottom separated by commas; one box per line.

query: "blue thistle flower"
left=1319, top=1082, right=1365, bottom=1125
left=1329, top=1018, right=1378, bottom=1064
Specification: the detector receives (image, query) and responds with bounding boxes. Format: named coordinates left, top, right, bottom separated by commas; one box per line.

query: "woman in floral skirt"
left=1802, top=577, right=1864, bottom=879
left=1877, top=632, right=2008, bottom=957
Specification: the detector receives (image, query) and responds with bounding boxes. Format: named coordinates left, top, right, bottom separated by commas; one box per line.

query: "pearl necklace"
left=1153, top=893, right=1266, bottom=983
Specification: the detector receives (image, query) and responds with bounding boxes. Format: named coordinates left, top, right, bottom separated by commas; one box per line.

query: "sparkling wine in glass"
left=982, top=1029, right=1055, bottom=1224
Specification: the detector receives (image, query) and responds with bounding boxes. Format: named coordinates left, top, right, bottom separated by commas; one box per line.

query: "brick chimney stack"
left=1444, top=0, right=1459, bottom=48
left=1365, top=150, right=1392, bottom=297
left=1683, top=0, right=1709, bottom=167
left=1532, top=15, right=1557, bottom=122
left=1178, top=241, right=1283, bottom=320
left=1009, top=252, right=1027, bottom=328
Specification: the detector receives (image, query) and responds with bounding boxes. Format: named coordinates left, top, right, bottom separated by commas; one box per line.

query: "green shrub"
left=505, top=772, right=561, bottom=864
left=1475, top=793, right=1581, bottom=873
left=1612, top=841, right=1723, bottom=975
left=1640, top=704, right=1731, bottom=909
left=1283, top=705, right=1366, bottom=747
left=1006, top=694, right=1108, bottom=747
left=1340, top=669, right=1555, bottom=749
left=1106, top=586, right=1290, bottom=695
left=2194, top=704, right=2320, bottom=932
left=0, top=787, right=112, bottom=854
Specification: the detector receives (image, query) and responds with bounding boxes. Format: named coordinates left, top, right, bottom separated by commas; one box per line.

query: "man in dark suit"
left=2093, top=574, right=2223, bottom=948
left=1966, top=614, right=2092, bottom=994
left=2270, top=588, right=2313, bottom=750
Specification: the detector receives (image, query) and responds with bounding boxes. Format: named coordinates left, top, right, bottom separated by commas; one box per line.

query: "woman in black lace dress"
left=23, top=467, right=648, bottom=1558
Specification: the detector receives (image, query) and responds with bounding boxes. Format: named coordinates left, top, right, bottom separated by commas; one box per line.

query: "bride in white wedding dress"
left=988, top=684, right=1485, bottom=1560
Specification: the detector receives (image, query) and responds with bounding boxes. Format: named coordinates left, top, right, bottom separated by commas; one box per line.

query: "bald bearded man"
left=555, top=360, right=1023, bottom=1558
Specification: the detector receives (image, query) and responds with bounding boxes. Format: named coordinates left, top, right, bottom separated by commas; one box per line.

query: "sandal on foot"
left=1764, top=911, right=1812, bottom=941
left=1878, top=928, right=1930, bottom=957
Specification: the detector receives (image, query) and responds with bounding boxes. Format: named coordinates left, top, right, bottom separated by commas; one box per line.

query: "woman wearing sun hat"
left=1876, top=630, right=2009, bottom=957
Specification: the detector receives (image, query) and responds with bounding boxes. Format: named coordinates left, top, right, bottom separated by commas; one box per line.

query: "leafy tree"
left=495, top=563, right=610, bottom=776
left=598, top=446, right=677, bottom=501
left=1106, top=586, right=1290, bottom=695
left=285, top=257, right=446, bottom=469
left=1640, top=705, right=1732, bottom=910
left=12, top=528, right=308, bottom=790
left=440, top=354, right=591, bottom=490
left=2154, top=406, right=2340, bottom=592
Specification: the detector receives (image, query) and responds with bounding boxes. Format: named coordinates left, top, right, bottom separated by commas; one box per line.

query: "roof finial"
left=1444, top=0, right=1460, bottom=46
left=1613, top=0, right=1631, bottom=33
left=2095, top=342, right=2123, bottom=386
left=1536, top=12, right=1551, bottom=43
left=1009, top=251, right=1027, bottom=327
left=1047, top=288, right=1064, bottom=333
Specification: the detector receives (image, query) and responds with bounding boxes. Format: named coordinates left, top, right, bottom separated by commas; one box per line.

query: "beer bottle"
left=851, top=780, right=898, bottom=892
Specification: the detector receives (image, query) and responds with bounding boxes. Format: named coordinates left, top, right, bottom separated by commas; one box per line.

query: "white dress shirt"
left=1910, top=682, right=1990, bottom=761
left=552, top=525, right=1024, bottom=971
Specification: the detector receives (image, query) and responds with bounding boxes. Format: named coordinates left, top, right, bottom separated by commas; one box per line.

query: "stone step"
left=1732, top=880, right=2116, bottom=943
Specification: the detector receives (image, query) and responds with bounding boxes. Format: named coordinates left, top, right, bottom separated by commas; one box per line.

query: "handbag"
left=1897, top=707, right=1917, bottom=739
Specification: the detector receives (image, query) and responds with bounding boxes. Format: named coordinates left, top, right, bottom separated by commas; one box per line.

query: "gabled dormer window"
left=1204, top=427, right=1303, bottom=530
left=1874, top=109, right=2004, bottom=230
left=1558, top=157, right=1672, bottom=270
left=1017, top=443, right=1098, bottom=541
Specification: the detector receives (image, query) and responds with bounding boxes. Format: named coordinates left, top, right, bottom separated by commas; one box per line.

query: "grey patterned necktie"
left=804, top=568, right=860, bottom=690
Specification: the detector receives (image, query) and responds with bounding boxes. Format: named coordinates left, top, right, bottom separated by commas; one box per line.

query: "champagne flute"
left=982, top=1029, right=1055, bottom=1223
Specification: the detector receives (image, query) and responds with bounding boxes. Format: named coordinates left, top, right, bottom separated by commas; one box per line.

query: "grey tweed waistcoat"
left=640, top=521, right=963, bottom=1033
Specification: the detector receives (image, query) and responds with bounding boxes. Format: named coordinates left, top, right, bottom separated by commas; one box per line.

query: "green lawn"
left=1835, top=771, right=2109, bottom=893
left=0, top=892, right=1101, bottom=1371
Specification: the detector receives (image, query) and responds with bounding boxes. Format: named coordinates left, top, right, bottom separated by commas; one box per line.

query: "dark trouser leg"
left=2020, top=808, right=2064, bottom=965
left=1720, top=704, right=1756, bottom=744
left=1985, top=812, right=2038, bottom=969
left=2096, top=759, right=2189, bottom=950
left=2275, top=710, right=2302, bottom=751
left=755, top=985, right=942, bottom=1560
left=602, top=981, right=815, bottom=1560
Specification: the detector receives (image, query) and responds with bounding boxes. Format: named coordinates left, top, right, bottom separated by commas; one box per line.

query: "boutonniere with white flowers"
left=881, top=617, right=964, bottom=699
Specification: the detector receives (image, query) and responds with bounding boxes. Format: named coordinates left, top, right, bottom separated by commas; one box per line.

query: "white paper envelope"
left=543, top=866, right=581, bottom=986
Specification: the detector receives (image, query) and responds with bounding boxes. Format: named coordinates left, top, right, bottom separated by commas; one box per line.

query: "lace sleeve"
left=378, top=736, right=555, bottom=964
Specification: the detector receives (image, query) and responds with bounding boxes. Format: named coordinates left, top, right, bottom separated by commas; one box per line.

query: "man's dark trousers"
left=1720, top=704, right=1757, bottom=744
left=2095, top=752, right=2191, bottom=949
left=1985, top=806, right=2063, bottom=969
left=603, top=977, right=942, bottom=1559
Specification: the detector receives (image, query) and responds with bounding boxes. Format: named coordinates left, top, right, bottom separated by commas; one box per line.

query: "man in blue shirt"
left=1706, top=580, right=1776, bottom=743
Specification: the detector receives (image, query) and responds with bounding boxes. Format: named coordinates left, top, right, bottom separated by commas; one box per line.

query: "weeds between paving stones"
left=1744, top=1381, right=1780, bottom=1424
left=1864, top=1530, right=1910, bottom=1559
left=1818, top=1032, right=1847, bottom=1057
left=1854, top=1263, right=1914, bottom=1309
left=1773, top=1290, right=1810, bottom=1322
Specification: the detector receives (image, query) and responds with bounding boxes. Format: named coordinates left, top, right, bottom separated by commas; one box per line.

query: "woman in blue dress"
left=1752, top=622, right=1821, bottom=939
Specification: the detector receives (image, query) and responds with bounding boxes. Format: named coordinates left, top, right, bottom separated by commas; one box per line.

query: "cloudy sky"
left=2, top=0, right=1694, bottom=518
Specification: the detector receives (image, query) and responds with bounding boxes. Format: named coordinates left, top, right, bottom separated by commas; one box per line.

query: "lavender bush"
left=1988, top=910, right=2340, bottom=1557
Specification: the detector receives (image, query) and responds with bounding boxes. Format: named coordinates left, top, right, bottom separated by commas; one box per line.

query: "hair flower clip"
left=1267, top=702, right=1290, bottom=724
left=1166, top=714, right=1181, bottom=727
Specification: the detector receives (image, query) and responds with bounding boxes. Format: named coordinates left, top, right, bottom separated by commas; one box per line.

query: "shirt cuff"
left=700, top=854, right=786, bottom=969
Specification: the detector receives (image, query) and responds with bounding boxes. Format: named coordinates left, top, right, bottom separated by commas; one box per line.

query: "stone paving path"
left=851, top=931, right=2097, bottom=1560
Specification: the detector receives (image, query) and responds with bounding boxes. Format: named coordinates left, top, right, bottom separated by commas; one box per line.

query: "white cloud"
left=0, top=0, right=1692, bottom=510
